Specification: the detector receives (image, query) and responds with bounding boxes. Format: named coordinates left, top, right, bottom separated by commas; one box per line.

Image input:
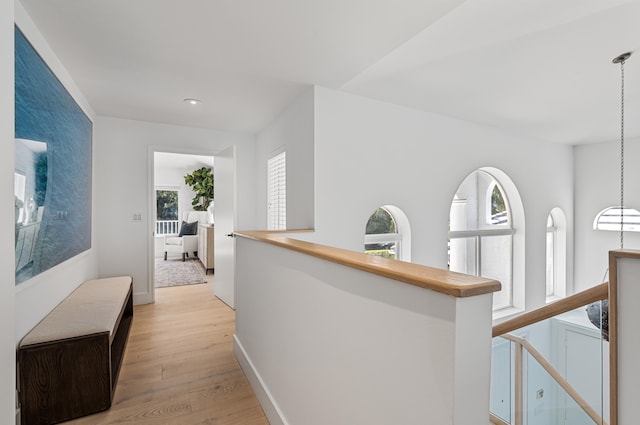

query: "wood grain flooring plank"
left=65, top=283, right=269, bottom=425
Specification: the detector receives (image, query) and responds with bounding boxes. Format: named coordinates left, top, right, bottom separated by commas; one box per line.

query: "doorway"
left=152, top=151, right=214, bottom=295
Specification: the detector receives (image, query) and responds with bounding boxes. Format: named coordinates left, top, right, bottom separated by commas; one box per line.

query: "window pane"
left=156, top=190, right=178, bottom=220
left=450, top=171, right=510, bottom=231
left=366, top=207, right=397, bottom=234
left=491, top=185, right=506, bottom=216
left=364, top=206, right=409, bottom=262
left=593, top=206, right=640, bottom=231
left=489, top=184, right=509, bottom=226
left=480, top=235, right=512, bottom=310
left=449, top=236, right=477, bottom=276
left=449, top=234, right=513, bottom=310
left=267, top=151, right=286, bottom=230
left=546, top=230, right=554, bottom=296
left=364, top=241, right=397, bottom=260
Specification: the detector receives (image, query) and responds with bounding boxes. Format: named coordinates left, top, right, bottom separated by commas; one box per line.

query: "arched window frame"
left=593, top=206, right=640, bottom=232
left=364, top=205, right=411, bottom=262
left=449, top=168, right=525, bottom=317
left=546, top=207, right=567, bottom=302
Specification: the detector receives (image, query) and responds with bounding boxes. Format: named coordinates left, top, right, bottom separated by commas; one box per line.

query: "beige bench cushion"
left=20, top=276, right=132, bottom=347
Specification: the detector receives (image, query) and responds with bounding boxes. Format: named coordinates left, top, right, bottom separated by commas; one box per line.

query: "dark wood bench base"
left=18, top=279, right=133, bottom=425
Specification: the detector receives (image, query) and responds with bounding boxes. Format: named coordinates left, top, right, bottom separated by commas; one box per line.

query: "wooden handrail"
left=502, top=334, right=608, bottom=425
left=235, top=230, right=501, bottom=298
left=492, top=282, right=608, bottom=337
left=489, top=413, right=510, bottom=425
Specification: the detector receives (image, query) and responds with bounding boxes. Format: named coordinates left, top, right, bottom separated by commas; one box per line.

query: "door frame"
left=147, top=145, right=217, bottom=304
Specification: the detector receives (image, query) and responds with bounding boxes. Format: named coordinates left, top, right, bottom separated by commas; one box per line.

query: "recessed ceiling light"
left=184, top=98, right=202, bottom=105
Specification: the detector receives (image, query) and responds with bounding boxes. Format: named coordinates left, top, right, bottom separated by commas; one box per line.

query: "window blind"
left=267, top=151, right=286, bottom=230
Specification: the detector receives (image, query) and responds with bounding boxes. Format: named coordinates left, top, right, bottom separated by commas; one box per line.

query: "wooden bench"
left=18, top=276, right=133, bottom=425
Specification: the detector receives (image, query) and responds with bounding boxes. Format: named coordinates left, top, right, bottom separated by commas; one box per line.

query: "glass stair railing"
left=490, top=286, right=609, bottom=425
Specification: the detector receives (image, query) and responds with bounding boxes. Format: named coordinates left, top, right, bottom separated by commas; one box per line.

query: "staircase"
left=490, top=283, right=609, bottom=425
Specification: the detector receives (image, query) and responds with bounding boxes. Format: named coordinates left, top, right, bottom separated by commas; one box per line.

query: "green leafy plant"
left=184, top=167, right=214, bottom=211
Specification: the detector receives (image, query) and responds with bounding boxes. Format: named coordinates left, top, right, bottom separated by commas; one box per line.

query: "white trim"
left=546, top=207, right=567, bottom=301
left=234, top=336, right=288, bottom=425
left=364, top=233, right=400, bottom=244
left=449, top=228, right=514, bottom=238
left=384, top=205, right=411, bottom=262
left=147, top=145, right=218, bottom=305
left=147, top=148, right=156, bottom=304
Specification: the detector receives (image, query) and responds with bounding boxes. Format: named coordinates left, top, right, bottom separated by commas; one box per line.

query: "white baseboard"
left=132, top=292, right=151, bottom=305
left=233, top=336, right=287, bottom=425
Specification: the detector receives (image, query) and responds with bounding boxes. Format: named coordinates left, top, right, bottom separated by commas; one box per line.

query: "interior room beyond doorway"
left=153, top=151, right=214, bottom=291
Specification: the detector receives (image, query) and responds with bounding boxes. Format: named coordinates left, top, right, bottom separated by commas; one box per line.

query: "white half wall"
left=0, top=0, right=15, bottom=422
left=235, top=236, right=494, bottom=425
left=94, top=116, right=256, bottom=304
left=14, top=3, right=99, bottom=342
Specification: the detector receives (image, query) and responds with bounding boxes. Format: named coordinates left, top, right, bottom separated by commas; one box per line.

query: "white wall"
left=14, top=3, right=99, bottom=341
left=253, top=86, right=574, bottom=313
left=574, top=138, right=640, bottom=291
left=235, top=236, right=494, bottom=425
left=256, top=88, right=315, bottom=230
left=94, top=116, right=256, bottom=304
left=306, top=87, right=574, bottom=313
left=0, top=0, right=15, bottom=422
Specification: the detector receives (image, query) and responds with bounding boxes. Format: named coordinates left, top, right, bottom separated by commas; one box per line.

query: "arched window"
left=449, top=168, right=524, bottom=314
left=364, top=205, right=411, bottom=262
left=593, top=206, right=640, bottom=232
left=546, top=208, right=567, bottom=301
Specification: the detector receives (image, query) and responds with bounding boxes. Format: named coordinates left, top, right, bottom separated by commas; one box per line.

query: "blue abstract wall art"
left=14, top=26, right=92, bottom=285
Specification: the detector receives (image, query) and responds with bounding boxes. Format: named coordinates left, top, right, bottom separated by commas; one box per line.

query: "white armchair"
left=163, top=211, right=209, bottom=261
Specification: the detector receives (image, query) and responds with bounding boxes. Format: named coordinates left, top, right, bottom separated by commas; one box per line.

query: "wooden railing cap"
left=235, top=230, right=501, bottom=298
left=492, top=282, right=608, bottom=337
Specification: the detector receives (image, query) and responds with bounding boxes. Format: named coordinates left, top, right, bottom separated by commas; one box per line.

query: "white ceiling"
left=154, top=152, right=213, bottom=172
left=18, top=0, right=640, bottom=144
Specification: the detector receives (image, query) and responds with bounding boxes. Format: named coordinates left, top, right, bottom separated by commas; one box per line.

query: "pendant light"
left=614, top=52, right=630, bottom=248
left=593, top=52, right=640, bottom=240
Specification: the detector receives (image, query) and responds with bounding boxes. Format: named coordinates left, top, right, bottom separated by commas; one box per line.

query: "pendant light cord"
left=620, top=57, right=625, bottom=249
left=613, top=52, right=631, bottom=249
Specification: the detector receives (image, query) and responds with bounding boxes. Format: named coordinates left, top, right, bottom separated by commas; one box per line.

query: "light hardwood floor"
left=67, top=281, right=269, bottom=425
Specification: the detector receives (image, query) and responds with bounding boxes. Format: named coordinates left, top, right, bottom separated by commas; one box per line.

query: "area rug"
left=155, top=258, right=207, bottom=288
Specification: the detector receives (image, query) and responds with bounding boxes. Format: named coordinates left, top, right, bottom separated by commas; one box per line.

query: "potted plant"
left=184, top=167, right=214, bottom=211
